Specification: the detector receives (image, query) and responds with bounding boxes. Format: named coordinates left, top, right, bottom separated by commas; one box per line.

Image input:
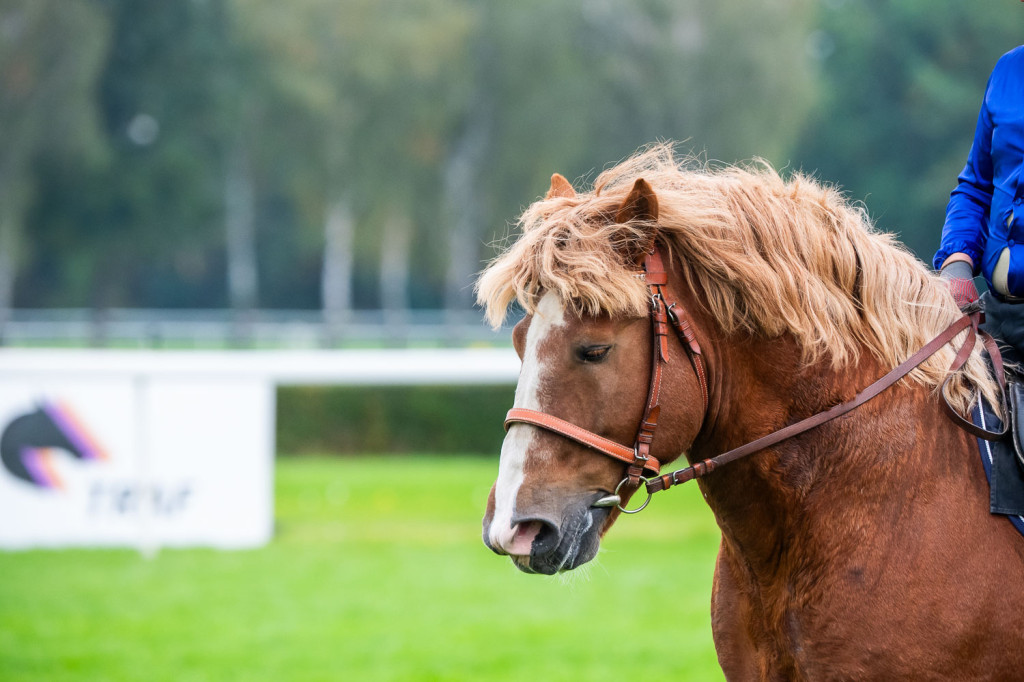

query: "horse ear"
left=615, top=178, right=659, bottom=224
left=615, top=178, right=659, bottom=264
left=546, top=173, right=576, bottom=199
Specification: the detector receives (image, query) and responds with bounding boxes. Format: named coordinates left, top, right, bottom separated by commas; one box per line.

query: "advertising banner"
left=0, top=371, right=274, bottom=550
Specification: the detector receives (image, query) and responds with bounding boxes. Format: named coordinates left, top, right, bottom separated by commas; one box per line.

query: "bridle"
left=504, top=245, right=1009, bottom=514
left=504, top=247, right=707, bottom=511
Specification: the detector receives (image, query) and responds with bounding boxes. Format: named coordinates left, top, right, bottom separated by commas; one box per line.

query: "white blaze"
left=489, top=292, right=566, bottom=552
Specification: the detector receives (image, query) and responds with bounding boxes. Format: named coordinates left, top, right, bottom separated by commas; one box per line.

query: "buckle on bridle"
left=664, top=301, right=679, bottom=325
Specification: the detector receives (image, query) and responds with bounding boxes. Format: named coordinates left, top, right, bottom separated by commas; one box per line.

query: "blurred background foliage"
left=1, top=0, right=1022, bottom=315
left=277, top=384, right=514, bottom=454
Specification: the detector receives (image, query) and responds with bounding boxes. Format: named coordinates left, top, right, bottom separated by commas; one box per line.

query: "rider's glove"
left=940, top=259, right=980, bottom=311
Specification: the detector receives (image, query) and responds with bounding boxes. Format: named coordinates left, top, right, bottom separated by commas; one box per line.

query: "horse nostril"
left=502, top=520, right=542, bottom=555
left=529, top=520, right=559, bottom=556
left=506, top=518, right=559, bottom=556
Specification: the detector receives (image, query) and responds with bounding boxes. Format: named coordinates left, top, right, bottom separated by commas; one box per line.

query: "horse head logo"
left=0, top=400, right=109, bottom=490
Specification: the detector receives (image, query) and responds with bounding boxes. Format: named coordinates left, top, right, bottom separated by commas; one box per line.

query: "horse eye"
left=577, top=345, right=612, bottom=363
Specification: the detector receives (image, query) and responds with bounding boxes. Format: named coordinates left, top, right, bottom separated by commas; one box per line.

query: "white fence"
left=0, top=348, right=520, bottom=551
left=0, top=309, right=514, bottom=348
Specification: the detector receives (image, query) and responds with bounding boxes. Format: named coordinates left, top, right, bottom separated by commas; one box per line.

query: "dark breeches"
left=982, top=291, right=1024, bottom=367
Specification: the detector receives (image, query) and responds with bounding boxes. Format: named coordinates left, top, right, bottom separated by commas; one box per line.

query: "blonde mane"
left=477, top=144, right=996, bottom=416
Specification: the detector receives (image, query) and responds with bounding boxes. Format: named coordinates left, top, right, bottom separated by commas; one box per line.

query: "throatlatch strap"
left=631, top=249, right=670, bottom=484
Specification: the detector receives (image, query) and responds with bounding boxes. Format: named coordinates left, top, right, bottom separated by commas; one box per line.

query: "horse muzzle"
left=482, top=499, right=612, bottom=574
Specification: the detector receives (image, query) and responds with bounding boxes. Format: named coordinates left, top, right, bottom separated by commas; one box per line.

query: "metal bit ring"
left=614, top=477, right=653, bottom=514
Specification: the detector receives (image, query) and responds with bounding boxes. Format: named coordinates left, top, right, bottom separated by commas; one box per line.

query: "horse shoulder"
left=712, top=540, right=805, bottom=681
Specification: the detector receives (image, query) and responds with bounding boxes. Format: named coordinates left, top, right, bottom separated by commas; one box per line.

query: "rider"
left=936, top=46, right=1024, bottom=365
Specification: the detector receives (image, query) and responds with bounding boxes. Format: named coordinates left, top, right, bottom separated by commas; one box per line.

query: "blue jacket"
left=934, top=46, right=1024, bottom=295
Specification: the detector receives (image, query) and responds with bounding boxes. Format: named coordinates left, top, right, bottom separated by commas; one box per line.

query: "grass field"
left=0, top=456, right=724, bottom=681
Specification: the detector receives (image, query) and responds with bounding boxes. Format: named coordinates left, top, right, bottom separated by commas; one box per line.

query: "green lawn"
left=0, top=456, right=724, bottom=681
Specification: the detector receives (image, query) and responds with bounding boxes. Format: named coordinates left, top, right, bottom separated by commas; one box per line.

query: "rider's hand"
left=940, top=259, right=979, bottom=310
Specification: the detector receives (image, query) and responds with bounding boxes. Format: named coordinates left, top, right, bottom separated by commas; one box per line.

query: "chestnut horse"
left=477, top=146, right=1024, bottom=680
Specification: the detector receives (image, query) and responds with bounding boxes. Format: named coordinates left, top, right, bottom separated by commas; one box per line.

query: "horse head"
left=480, top=174, right=707, bottom=574
left=477, top=144, right=999, bottom=576
left=0, top=400, right=107, bottom=489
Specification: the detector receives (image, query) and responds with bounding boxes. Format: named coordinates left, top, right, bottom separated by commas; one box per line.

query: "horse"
left=476, top=145, right=1024, bottom=680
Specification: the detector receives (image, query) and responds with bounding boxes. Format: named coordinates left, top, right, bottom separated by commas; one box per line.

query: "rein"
left=503, top=246, right=1009, bottom=514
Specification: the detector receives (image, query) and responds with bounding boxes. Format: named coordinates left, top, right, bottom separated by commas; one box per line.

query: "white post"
left=134, top=373, right=158, bottom=559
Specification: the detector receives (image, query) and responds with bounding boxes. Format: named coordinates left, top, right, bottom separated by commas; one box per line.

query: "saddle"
left=976, top=373, right=1024, bottom=519
left=1012, top=381, right=1024, bottom=473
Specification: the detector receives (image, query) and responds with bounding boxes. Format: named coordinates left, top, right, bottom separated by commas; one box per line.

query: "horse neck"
left=691, top=332, right=968, bottom=583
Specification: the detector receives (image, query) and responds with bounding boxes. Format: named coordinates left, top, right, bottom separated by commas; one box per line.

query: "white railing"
left=0, top=308, right=516, bottom=349
left=0, top=347, right=521, bottom=385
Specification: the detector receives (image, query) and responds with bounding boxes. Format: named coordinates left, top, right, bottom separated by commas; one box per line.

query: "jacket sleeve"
left=933, top=80, right=995, bottom=273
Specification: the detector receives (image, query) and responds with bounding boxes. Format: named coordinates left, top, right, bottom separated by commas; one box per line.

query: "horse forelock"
left=476, top=142, right=997, bottom=418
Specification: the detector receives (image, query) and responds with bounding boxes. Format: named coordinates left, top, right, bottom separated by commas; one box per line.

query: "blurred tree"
left=442, top=0, right=818, bottom=308
left=0, top=0, right=108, bottom=319
left=236, top=0, right=473, bottom=317
left=235, top=0, right=819, bottom=312
left=233, top=0, right=354, bottom=318
left=17, top=0, right=1005, bottom=318
left=794, top=0, right=1023, bottom=261
left=22, top=0, right=239, bottom=308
